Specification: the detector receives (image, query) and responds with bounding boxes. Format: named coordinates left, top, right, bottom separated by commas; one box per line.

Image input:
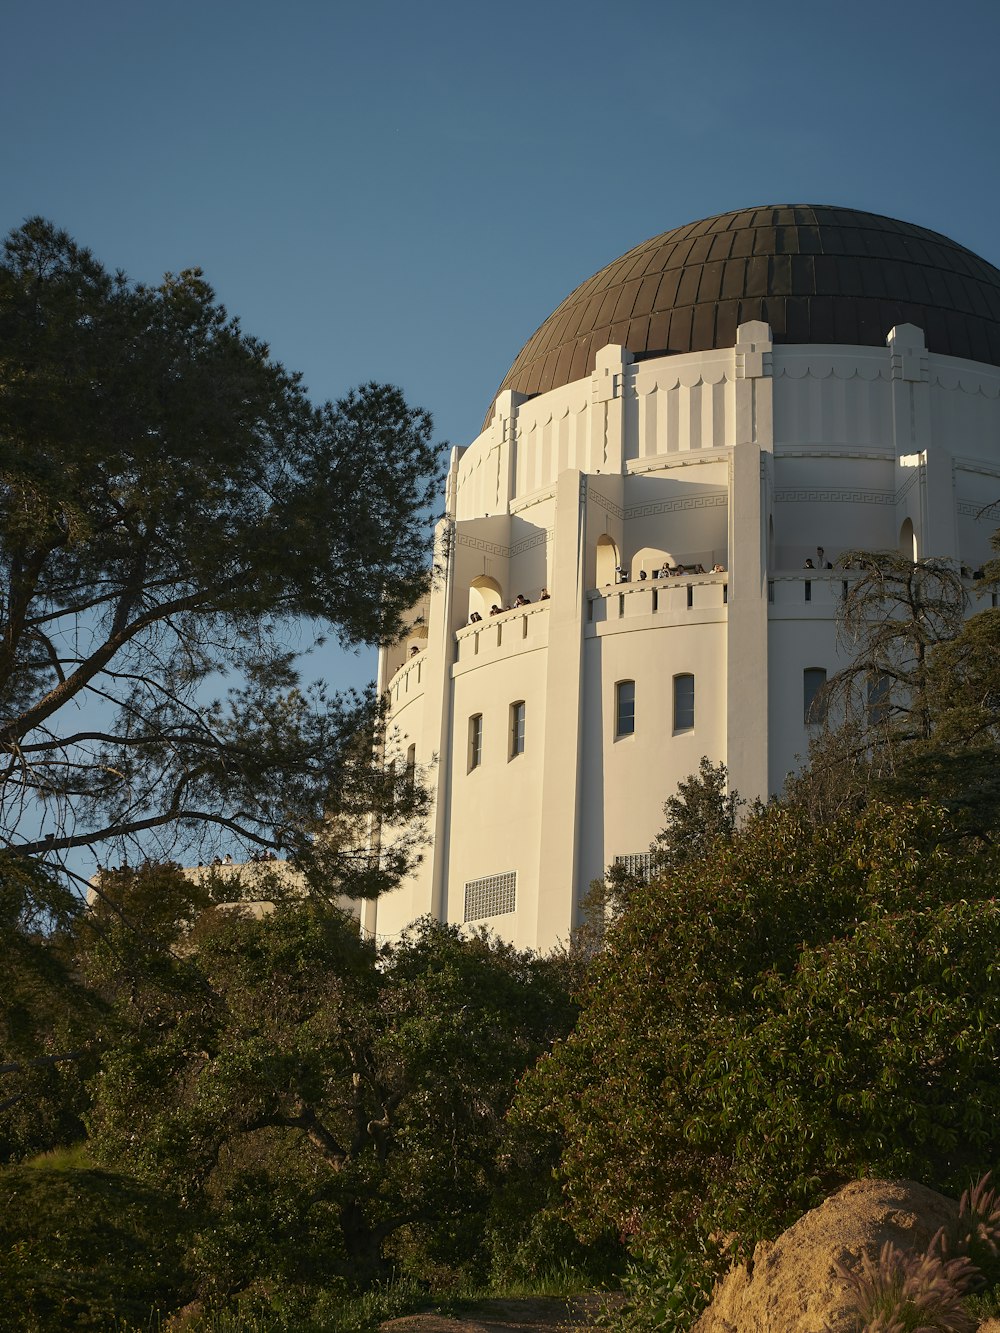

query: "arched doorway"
left=899, top=517, right=917, bottom=561
left=469, top=575, right=503, bottom=620
left=596, top=534, right=619, bottom=587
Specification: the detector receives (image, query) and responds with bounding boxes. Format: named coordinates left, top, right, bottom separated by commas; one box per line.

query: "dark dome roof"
left=490, top=205, right=1000, bottom=421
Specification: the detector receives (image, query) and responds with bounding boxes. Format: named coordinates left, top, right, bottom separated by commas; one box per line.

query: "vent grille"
left=614, top=853, right=654, bottom=883
left=464, top=871, right=516, bottom=922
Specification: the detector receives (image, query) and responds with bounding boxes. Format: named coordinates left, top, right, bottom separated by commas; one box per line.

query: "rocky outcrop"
left=693, top=1178, right=960, bottom=1332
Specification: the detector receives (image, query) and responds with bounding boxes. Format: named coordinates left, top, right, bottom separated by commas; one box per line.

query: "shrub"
left=516, top=802, right=1000, bottom=1258
left=0, top=1160, right=190, bottom=1328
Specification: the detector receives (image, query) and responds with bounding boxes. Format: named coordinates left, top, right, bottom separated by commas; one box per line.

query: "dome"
left=489, top=205, right=1000, bottom=421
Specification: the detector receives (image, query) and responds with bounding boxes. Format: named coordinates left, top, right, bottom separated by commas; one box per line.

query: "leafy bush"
left=0, top=1159, right=190, bottom=1328
left=516, top=801, right=1000, bottom=1258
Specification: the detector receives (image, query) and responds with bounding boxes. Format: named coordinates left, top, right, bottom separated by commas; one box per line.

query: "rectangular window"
left=468, top=713, right=483, bottom=771
left=405, top=743, right=417, bottom=789
left=803, top=668, right=827, bottom=724
left=673, top=673, right=695, bottom=732
left=509, top=700, right=525, bottom=758
left=615, top=680, right=635, bottom=737
left=464, top=871, right=516, bottom=922
left=686, top=584, right=693, bottom=608
left=804, top=580, right=812, bottom=602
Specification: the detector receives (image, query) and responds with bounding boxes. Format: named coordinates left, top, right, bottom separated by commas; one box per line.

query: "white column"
left=726, top=321, right=773, bottom=805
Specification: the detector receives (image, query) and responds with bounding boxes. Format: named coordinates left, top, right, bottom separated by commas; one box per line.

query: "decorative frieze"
left=626, top=491, right=728, bottom=519
left=773, top=488, right=895, bottom=506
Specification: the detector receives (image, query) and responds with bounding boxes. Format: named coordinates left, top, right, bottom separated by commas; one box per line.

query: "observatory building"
left=366, top=205, right=1000, bottom=952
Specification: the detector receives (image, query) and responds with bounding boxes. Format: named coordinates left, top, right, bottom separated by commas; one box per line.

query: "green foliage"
left=0, top=853, right=101, bottom=1161
left=0, top=1159, right=190, bottom=1329
left=601, top=1243, right=720, bottom=1333
left=0, top=217, right=442, bottom=872
left=650, top=758, right=742, bottom=872
left=80, top=887, right=577, bottom=1298
left=517, top=800, right=1000, bottom=1260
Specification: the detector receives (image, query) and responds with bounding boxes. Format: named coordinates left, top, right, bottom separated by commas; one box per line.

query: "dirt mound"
left=693, top=1178, right=960, bottom=1332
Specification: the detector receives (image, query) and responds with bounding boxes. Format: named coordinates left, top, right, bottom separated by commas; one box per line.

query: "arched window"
left=615, top=680, right=635, bottom=738
left=899, top=517, right=917, bottom=562
left=468, top=714, right=483, bottom=771
left=673, top=673, right=695, bottom=732
left=509, top=701, right=525, bottom=758
left=803, top=668, right=827, bottom=724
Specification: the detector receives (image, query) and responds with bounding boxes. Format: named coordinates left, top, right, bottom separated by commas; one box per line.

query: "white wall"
left=372, top=326, right=1000, bottom=953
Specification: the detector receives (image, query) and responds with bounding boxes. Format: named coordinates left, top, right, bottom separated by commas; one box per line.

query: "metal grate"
left=614, top=853, right=654, bottom=882
left=464, top=871, right=516, bottom=922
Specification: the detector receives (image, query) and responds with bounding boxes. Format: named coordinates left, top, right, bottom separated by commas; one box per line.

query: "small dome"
left=489, top=205, right=1000, bottom=423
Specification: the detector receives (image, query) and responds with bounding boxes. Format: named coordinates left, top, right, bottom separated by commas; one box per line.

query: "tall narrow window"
left=868, top=674, right=891, bottom=726
left=615, top=680, right=635, bottom=738
left=673, top=673, right=695, bottom=732
left=405, top=743, right=417, bottom=789
left=509, top=701, right=525, bottom=758
left=803, top=668, right=827, bottom=724
left=468, top=713, right=483, bottom=771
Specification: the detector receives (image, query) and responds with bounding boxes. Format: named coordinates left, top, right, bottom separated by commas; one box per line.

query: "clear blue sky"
left=4, top=0, right=999, bottom=691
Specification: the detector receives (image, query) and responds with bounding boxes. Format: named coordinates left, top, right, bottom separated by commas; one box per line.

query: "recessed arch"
left=469, top=575, right=503, bottom=620
left=631, top=546, right=672, bottom=579
left=596, top=534, right=620, bottom=587
left=899, top=517, right=917, bottom=562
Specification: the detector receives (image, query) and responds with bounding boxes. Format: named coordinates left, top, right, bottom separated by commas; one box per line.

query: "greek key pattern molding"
left=773, top=488, right=895, bottom=506
left=455, top=534, right=510, bottom=557
left=958, top=500, right=1000, bottom=520
left=510, top=530, right=551, bottom=556
left=626, top=491, right=728, bottom=519
left=586, top=489, right=625, bottom=521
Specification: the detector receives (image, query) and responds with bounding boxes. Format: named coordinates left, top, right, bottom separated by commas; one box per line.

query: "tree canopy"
left=517, top=800, right=1000, bottom=1261
left=80, top=873, right=576, bottom=1292
left=0, top=219, right=442, bottom=877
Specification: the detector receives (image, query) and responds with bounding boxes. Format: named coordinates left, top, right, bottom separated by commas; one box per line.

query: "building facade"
left=366, top=206, right=1000, bottom=952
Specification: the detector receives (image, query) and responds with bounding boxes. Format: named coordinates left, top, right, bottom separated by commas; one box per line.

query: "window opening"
left=868, top=674, right=891, bottom=726
left=804, top=580, right=812, bottom=602
left=673, top=673, right=695, bottom=732
left=468, top=713, right=483, bottom=771
left=615, top=680, right=635, bottom=738
left=687, top=584, right=693, bottom=608
left=803, top=668, right=827, bottom=724
left=509, top=701, right=525, bottom=758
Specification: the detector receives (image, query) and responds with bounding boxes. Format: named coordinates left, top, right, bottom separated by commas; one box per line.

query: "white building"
left=367, top=205, right=1000, bottom=952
